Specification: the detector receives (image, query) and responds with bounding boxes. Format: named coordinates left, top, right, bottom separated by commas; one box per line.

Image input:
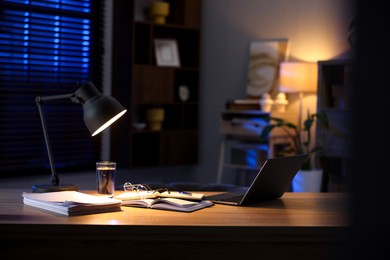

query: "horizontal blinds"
left=0, top=0, right=104, bottom=176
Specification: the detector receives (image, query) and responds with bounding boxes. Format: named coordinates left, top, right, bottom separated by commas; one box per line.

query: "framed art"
left=246, top=39, right=289, bottom=98
left=154, top=39, right=180, bottom=67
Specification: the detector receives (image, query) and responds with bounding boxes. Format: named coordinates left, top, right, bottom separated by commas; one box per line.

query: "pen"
left=178, top=191, right=192, bottom=196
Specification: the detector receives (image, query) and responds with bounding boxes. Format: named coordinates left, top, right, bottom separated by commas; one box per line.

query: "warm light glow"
left=279, top=62, right=318, bottom=93
left=92, top=109, right=127, bottom=136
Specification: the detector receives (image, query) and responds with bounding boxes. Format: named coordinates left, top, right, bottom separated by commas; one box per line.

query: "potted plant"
left=260, top=111, right=329, bottom=191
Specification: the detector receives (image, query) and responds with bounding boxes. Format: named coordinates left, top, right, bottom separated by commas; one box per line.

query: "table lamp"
left=32, top=81, right=127, bottom=193
left=278, top=61, right=318, bottom=131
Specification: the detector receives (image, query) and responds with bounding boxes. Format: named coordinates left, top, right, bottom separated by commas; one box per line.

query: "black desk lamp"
left=32, top=81, right=127, bottom=193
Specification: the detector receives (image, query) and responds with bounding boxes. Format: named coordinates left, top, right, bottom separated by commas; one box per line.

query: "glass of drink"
left=96, top=161, right=116, bottom=196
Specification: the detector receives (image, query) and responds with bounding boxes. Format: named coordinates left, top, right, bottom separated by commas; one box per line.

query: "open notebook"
left=206, top=154, right=307, bottom=205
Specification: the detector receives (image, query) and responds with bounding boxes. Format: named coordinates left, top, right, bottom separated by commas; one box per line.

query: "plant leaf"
left=259, top=125, right=274, bottom=141
left=284, top=122, right=297, bottom=129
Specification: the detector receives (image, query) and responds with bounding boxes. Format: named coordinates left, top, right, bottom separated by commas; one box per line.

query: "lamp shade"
left=279, top=62, right=318, bottom=93
left=74, top=82, right=127, bottom=136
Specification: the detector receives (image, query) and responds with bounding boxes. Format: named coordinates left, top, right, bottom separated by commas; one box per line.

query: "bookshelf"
left=111, top=0, right=202, bottom=168
left=316, top=59, right=355, bottom=191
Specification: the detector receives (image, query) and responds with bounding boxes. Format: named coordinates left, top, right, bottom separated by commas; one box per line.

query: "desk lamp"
left=32, top=81, right=127, bottom=193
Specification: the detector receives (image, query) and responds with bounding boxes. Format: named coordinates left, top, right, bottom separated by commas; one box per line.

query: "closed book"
left=22, top=191, right=122, bottom=216
left=226, top=99, right=261, bottom=111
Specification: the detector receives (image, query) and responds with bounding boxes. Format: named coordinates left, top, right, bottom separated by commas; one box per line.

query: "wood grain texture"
left=0, top=189, right=350, bottom=259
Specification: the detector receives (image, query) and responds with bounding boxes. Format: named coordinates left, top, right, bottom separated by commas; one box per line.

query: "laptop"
left=206, top=154, right=308, bottom=205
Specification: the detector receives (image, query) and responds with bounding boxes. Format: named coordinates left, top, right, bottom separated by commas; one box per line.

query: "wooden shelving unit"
left=316, top=59, right=355, bottom=191
left=111, top=0, right=202, bottom=168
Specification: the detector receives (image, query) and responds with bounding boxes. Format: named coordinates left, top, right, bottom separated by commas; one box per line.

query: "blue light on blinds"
left=0, top=0, right=102, bottom=174
left=0, top=0, right=91, bottom=83
left=4, top=0, right=90, bottom=13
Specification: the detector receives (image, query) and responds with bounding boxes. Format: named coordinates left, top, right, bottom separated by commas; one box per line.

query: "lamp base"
left=32, top=183, right=78, bottom=193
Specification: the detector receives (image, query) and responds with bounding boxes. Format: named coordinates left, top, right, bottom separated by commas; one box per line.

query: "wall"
left=196, top=0, right=355, bottom=184
left=104, top=0, right=356, bottom=185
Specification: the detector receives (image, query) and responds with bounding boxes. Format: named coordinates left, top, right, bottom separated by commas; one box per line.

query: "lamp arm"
left=35, top=93, right=74, bottom=186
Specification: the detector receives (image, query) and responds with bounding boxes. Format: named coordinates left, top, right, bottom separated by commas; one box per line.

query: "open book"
left=121, top=197, right=214, bottom=212
left=114, top=190, right=205, bottom=201
left=22, top=191, right=122, bottom=216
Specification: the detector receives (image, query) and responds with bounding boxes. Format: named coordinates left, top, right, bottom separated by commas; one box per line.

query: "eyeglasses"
left=122, top=182, right=191, bottom=196
left=123, top=182, right=152, bottom=193
left=122, top=183, right=171, bottom=194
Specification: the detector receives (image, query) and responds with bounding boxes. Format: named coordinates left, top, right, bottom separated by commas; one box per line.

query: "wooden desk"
left=0, top=189, right=350, bottom=260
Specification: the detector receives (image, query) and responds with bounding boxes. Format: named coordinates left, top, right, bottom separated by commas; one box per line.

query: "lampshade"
left=74, top=81, right=127, bottom=136
left=279, top=62, right=318, bottom=93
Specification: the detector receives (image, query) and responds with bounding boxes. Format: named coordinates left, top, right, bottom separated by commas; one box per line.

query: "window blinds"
left=0, top=0, right=104, bottom=176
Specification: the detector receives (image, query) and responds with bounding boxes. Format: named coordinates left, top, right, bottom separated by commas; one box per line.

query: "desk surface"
left=0, top=189, right=350, bottom=259
left=0, top=189, right=349, bottom=226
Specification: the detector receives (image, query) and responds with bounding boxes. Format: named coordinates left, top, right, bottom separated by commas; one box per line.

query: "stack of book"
left=22, top=191, right=122, bottom=216
left=225, top=99, right=261, bottom=111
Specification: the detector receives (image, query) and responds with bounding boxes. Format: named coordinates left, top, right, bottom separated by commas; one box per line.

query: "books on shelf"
left=114, top=190, right=205, bottom=201
left=120, top=197, right=214, bottom=212
left=22, top=191, right=122, bottom=216
left=226, top=98, right=261, bottom=111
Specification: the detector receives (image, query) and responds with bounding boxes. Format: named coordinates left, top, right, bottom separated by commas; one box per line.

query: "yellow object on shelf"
left=150, top=1, right=170, bottom=24
left=146, top=108, right=165, bottom=131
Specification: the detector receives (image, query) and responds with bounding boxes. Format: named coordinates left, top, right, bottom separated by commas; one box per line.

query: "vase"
left=146, top=108, right=165, bottom=131
left=292, top=169, right=323, bottom=192
left=150, top=1, right=170, bottom=24
left=258, top=93, right=273, bottom=112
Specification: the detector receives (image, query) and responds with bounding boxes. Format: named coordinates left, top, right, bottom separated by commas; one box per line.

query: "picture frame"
left=246, top=38, right=289, bottom=99
left=154, top=39, right=180, bottom=67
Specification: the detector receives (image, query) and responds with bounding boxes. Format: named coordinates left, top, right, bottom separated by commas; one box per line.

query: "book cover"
left=22, top=191, right=122, bottom=216
left=121, top=198, right=214, bottom=212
